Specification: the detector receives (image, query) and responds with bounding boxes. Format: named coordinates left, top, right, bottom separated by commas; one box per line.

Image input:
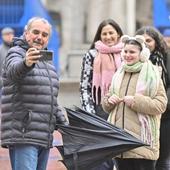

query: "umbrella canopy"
left=57, top=107, right=147, bottom=170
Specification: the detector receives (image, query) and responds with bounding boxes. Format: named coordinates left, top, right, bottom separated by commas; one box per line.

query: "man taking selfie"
left=0, top=17, right=68, bottom=170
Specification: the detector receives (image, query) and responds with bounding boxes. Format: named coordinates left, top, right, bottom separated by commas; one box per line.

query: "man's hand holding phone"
left=25, top=48, right=41, bottom=67
left=25, top=48, right=53, bottom=67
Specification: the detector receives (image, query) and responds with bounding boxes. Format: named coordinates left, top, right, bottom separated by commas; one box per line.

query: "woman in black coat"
left=136, top=26, right=169, bottom=170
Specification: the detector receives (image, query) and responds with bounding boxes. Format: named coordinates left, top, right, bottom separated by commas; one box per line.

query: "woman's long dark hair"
left=136, top=26, right=168, bottom=89
left=135, top=26, right=168, bottom=57
left=90, top=19, right=123, bottom=49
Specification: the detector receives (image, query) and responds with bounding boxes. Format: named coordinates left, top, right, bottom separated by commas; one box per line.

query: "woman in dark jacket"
left=135, top=26, right=168, bottom=89
left=136, top=26, right=169, bottom=170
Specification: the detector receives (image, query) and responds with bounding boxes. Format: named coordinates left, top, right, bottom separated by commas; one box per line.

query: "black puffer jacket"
left=165, top=49, right=170, bottom=118
left=149, top=51, right=169, bottom=119
left=1, top=37, right=67, bottom=148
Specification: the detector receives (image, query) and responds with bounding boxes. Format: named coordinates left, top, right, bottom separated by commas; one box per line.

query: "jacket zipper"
left=121, top=73, right=132, bottom=158
left=44, top=62, right=54, bottom=147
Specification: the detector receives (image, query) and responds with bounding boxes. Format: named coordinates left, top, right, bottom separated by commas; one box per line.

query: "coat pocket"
left=22, top=110, right=32, bottom=129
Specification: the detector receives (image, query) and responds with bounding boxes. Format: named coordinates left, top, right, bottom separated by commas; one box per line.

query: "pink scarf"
left=92, top=40, right=123, bottom=104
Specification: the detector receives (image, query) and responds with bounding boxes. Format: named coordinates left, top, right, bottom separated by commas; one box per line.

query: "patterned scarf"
left=109, top=61, right=160, bottom=146
left=92, top=40, right=123, bottom=105
left=150, top=51, right=168, bottom=89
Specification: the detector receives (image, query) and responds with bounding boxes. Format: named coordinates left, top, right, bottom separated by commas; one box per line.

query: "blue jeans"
left=9, top=144, right=50, bottom=170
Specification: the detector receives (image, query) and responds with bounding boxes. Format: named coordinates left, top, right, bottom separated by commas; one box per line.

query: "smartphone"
left=39, top=50, right=53, bottom=61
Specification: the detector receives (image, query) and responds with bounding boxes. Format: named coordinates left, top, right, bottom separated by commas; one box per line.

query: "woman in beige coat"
left=102, top=35, right=167, bottom=170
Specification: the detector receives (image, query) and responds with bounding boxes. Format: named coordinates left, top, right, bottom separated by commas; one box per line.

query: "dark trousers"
left=156, top=118, right=170, bottom=170
left=91, top=159, right=114, bottom=170
left=95, top=104, right=109, bottom=120
left=115, top=158, right=156, bottom=170
left=92, top=105, right=114, bottom=170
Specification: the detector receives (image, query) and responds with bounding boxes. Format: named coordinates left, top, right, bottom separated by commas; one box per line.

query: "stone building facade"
left=42, top=0, right=152, bottom=76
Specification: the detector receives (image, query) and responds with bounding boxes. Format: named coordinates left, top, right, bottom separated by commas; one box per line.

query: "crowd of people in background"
left=0, top=16, right=170, bottom=170
left=0, top=27, right=14, bottom=90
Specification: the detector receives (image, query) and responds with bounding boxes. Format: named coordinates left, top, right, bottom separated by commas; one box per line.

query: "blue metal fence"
left=153, top=0, right=170, bottom=33
left=0, top=0, right=60, bottom=70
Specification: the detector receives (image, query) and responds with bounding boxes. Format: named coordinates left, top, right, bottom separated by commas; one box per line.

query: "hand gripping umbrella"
left=56, top=107, right=147, bottom=170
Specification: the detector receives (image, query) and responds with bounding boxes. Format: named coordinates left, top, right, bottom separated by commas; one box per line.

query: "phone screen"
left=39, top=50, right=53, bottom=61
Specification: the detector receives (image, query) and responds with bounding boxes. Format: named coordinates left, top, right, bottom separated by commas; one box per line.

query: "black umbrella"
left=69, top=106, right=130, bottom=133
left=56, top=107, right=147, bottom=170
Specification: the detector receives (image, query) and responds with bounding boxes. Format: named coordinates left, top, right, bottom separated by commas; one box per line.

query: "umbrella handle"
left=73, top=152, right=78, bottom=170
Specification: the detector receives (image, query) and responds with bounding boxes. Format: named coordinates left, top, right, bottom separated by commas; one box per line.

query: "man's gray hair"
left=24, top=17, right=52, bottom=36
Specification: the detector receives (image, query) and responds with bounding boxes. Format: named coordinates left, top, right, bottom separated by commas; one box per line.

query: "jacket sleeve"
left=4, top=47, right=33, bottom=81
left=55, top=77, right=69, bottom=126
left=132, top=79, right=168, bottom=115
left=80, top=50, right=96, bottom=114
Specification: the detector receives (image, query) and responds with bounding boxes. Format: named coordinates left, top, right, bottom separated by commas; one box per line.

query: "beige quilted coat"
left=102, top=71, right=167, bottom=160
